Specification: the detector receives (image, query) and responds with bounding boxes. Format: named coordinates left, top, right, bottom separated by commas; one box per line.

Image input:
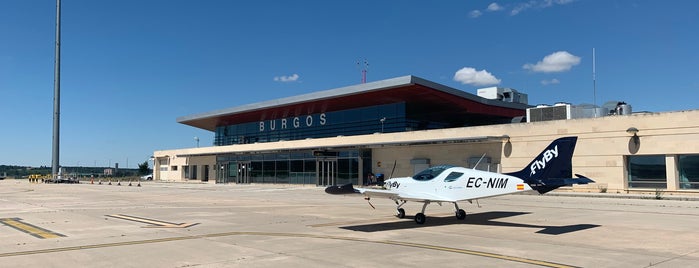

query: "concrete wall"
left=154, top=110, right=699, bottom=193
left=156, top=155, right=215, bottom=182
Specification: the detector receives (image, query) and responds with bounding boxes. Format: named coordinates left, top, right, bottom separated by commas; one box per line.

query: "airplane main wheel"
left=397, top=208, right=406, bottom=218
left=456, top=209, right=466, bottom=220
left=414, top=213, right=426, bottom=224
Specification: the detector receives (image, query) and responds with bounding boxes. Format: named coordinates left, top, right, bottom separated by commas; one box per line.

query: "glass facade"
left=627, top=155, right=667, bottom=189
left=207, top=100, right=512, bottom=185
left=215, top=149, right=370, bottom=185
left=214, top=103, right=450, bottom=146
left=678, top=155, right=699, bottom=189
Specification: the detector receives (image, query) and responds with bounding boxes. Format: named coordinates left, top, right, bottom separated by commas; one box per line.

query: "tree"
left=138, top=161, right=151, bottom=175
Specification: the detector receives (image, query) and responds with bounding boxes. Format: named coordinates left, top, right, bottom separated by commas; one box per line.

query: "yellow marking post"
left=0, top=218, right=66, bottom=239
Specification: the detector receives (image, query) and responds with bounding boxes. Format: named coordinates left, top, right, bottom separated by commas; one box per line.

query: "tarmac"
left=1, top=179, right=698, bottom=267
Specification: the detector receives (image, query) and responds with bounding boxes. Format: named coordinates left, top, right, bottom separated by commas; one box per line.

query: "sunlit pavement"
left=1, top=179, right=698, bottom=267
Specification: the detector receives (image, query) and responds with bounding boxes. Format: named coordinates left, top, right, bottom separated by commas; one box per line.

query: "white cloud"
left=523, top=51, right=581, bottom=73
left=487, top=3, right=503, bottom=11
left=453, top=67, right=501, bottom=86
left=511, top=1, right=535, bottom=15
left=469, top=10, right=482, bottom=18
left=544, top=0, right=574, bottom=7
left=511, top=0, right=574, bottom=16
left=273, top=74, right=299, bottom=82
left=541, top=78, right=560, bottom=85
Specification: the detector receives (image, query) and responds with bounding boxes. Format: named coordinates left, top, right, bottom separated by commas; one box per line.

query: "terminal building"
left=154, top=75, right=699, bottom=195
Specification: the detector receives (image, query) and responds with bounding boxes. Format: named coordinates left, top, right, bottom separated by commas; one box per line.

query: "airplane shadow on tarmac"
left=339, top=211, right=600, bottom=235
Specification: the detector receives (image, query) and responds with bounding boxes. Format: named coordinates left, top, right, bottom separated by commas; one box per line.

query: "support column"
left=666, top=155, right=678, bottom=191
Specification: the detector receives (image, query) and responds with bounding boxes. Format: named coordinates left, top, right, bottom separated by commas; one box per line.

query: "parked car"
left=140, top=174, right=153, bottom=180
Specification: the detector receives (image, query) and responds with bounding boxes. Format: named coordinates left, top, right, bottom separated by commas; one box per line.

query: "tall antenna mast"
left=358, top=59, right=369, bottom=83
left=592, top=48, right=597, bottom=117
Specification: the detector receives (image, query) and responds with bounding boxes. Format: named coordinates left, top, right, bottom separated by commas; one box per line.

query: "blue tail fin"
left=506, top=137, right=593, bottom=194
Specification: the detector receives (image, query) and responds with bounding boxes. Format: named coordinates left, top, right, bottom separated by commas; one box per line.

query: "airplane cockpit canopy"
left=412, top=165, right=456, bottom=181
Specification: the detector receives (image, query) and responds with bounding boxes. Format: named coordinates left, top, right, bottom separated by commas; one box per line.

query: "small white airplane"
left=325, top=136, right=593, bottom=224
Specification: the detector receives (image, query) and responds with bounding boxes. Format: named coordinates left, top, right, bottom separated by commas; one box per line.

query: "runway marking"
left=0, top=218, right=66, bottom=239
left=106, top=214, right=198, bottom=228
left=0, top=231, right=577, bottom=267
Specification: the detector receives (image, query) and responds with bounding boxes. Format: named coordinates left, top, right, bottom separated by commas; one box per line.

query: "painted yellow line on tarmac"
left=0, top=231, right=577, bottom=267
left=0, top=218, right=66, bottom=239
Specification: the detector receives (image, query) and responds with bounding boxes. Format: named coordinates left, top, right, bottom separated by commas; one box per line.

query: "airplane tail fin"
left=506, top=137, right=594, bottom=194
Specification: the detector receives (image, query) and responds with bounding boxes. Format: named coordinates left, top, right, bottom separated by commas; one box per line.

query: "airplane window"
left=444, top=172, right=464, bottom=182
left=412, top=165, right=455, bottom=181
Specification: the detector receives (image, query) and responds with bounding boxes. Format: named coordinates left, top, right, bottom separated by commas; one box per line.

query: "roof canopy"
left=177, top=75, right=530, bottom=131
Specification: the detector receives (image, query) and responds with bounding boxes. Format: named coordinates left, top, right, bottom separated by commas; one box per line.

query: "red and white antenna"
left=357, top=59, right=369, bottom=83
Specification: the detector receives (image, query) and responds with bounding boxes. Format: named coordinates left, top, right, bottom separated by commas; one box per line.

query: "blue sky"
left=1, top=0, right=698, bottom=167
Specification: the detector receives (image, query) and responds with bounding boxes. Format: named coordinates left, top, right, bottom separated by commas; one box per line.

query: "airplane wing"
left=326, top=184, right=456, bottom=203
left=360, top=187, right=457, bottom=202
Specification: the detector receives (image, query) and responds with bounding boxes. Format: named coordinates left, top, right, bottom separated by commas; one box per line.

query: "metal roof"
left=177, top=75, right=530, bottom=131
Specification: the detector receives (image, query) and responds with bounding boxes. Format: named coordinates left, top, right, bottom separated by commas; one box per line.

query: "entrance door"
left=203, top=165, right=209, bottom=182
left=316, top=159, right=337, bottom=186
left=216, top=163, right=227, bottom=183
left=237, top=161, right=251, bottom=184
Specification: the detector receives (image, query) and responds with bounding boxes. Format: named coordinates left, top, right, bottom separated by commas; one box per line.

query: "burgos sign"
left=259, top=113, right=327, bottom=132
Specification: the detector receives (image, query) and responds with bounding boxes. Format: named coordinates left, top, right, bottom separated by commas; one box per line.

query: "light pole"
left=379, top=117, right=386, bottom=133
left=194, top=136, right=200, bottom=148
left=51, top=0, right=61, bottom=179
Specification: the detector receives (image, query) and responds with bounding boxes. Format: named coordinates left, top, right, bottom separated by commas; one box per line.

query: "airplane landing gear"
left=395, top=200, right=407, bottom=218
left=454, top=203, right=466, bottom=220
left=414, top=202, right=430, bottom=224
left=397, top=208, right=406, bottom=218
left=414, top=213, right=426, bottom=224
left=456, top=209, right=466, bottom=220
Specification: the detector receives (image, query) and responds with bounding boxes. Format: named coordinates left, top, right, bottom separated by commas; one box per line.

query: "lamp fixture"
left=626, top=127, right=640, bottom=146
left=626, top=127, right=639, bottom=136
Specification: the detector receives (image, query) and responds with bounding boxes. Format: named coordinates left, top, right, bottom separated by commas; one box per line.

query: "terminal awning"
left=174, top=135, right=510, bottom=157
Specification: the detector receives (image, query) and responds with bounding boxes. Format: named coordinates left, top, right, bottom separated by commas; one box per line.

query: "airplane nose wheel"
left=397, top=208, right=406, bottom=218
left=456, top=209, right=466, bottom=220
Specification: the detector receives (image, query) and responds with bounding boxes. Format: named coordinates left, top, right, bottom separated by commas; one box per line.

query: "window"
left=159, top=159, right=169, bottom=171
left=214, top=103, right=409, bottom=146
left=413, top=165, right=455, bottom=181
left=678, top=155, right=699, bottom=189
left=627, top=155, right=666, bottom=189
left=171, top=166, right=178, bottom=171
left=444, top=172, right=464, bottom=182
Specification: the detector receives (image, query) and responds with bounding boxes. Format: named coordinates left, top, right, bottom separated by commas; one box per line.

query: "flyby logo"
left=530, top=145, right=559, bottom=175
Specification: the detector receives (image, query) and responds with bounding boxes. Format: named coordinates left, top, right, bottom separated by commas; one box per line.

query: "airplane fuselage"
left=382, top=167, right=533, bottom=202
